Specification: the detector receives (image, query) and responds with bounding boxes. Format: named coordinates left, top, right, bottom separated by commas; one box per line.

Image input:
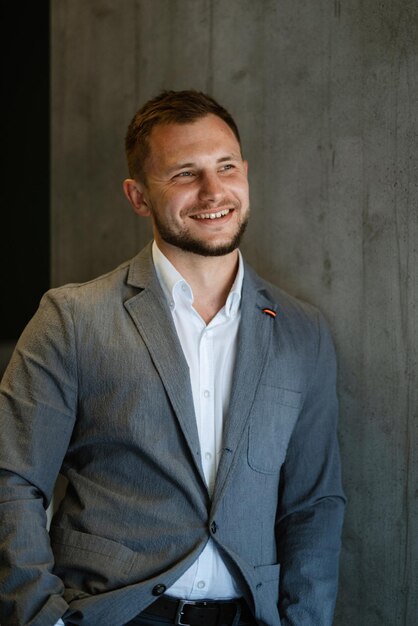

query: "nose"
left=198, top=171, right=224, bottom=203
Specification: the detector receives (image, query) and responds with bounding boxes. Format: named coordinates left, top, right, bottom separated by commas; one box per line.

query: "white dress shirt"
left=54, top=243, right=244, bottom=624
left=152, top=242, right=244, bottom=600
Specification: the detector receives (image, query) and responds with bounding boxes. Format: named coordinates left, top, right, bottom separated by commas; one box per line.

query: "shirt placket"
left=199, top=326, right=216, bottom=496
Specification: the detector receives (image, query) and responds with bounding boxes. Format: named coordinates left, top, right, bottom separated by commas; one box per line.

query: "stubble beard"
left=150, top=205, right=250, bottom=257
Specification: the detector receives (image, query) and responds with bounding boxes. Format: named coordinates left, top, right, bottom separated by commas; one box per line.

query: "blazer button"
left=152, top=584, right=166, bottom=596
left=210, top=521, right=217, bottom=534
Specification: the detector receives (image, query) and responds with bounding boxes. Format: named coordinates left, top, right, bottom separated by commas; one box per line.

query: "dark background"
left=0, top=2, right=50, bottom=340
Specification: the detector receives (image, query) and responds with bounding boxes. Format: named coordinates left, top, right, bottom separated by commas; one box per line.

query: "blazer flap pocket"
left=265, top=385, right=302, bottom=409
left=50, top=525, right=135, bottom=585
left=253, top=562, right=281, bottom=582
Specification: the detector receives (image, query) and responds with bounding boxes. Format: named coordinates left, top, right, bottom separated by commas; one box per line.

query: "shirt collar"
left=152, top=241, right=244, bottom=319
left=224, top=251, right=244, bottom=319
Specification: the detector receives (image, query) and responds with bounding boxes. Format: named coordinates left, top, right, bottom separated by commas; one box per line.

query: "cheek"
left=230, top=184, right=249, bottom=207
left=149, top=192, right=178, bottom=219
left=170, top=190, right=199, bottom=215
left=227, top=176, right=249, bottom=196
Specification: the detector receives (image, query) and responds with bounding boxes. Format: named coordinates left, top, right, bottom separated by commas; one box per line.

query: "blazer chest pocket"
left=247, top=385, right=302, bottom=474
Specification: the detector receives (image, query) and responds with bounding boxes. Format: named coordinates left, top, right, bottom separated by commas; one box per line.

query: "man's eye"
left=221, top=164, right=234, bottom=171
left=176, top=171, right=193, bottom=178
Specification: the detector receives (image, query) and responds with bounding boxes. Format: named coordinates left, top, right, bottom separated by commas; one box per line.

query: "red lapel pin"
left=262, top=308, right=277, bottom=318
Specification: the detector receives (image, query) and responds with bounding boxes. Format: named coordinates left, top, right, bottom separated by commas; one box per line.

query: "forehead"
left=146, top=114, right=241, bottom=165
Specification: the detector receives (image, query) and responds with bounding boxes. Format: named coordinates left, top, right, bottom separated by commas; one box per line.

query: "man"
left=0, top=91, right=345, bottom=626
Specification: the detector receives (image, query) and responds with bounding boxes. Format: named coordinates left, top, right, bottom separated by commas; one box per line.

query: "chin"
left=158, top=220, right=248, bottom=258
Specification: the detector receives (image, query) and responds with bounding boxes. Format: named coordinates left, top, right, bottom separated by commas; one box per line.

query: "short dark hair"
left=125, top=90, right=241, bottom=182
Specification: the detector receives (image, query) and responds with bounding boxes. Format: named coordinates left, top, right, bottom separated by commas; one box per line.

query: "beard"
left=150, top=204, right=249, bottom=257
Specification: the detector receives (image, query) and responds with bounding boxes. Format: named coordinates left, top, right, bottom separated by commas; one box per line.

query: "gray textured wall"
left=51, top=1, right=418, bottom=624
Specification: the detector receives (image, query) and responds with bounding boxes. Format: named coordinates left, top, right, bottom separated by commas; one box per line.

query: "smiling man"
left=0, top=91, right=345, bottom=626
left=124, top=113, right=249, bottom=259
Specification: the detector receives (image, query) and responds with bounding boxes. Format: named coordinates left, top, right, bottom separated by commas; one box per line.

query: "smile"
left=192, top=208, right=231, bottom=220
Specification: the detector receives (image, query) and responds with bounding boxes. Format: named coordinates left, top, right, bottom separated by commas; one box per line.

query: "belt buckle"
left=175, top=599, right=199, bottom=625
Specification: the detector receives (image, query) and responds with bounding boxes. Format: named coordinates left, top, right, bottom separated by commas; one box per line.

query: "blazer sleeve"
left=276, top=311, right=346, bottom=626
left=0, top=290, right=77, bottom=625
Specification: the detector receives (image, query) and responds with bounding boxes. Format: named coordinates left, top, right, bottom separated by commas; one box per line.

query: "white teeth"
left=194, top=209, right=230, bottom=220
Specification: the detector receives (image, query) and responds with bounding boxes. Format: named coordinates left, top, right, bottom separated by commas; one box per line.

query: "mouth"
left=190, top=208, right=233, bottom=220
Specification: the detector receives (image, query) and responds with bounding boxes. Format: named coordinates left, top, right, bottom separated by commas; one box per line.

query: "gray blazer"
left=0, top=244, right=345, bottom=626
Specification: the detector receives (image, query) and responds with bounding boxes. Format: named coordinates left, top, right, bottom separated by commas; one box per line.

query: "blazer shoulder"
left=266, top=279, right=317, bottom=314
left=251, top=273, right=337, bottom=374
left=244, top=263, right=336, bottom=357
left=47, top=259, right=132, bottom=298
left=247, top=264, right=322, bottom=323
left=44, top=245, right=155, bottom=310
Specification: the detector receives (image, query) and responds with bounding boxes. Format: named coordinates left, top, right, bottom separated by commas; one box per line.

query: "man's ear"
left=123, top=179, right=151, bottom=217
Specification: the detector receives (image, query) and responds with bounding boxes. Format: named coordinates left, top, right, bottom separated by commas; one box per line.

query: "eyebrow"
left=217, top=155, right=241, bottom=163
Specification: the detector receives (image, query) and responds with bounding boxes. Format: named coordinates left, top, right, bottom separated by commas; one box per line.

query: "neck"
left=157, top=241, right=240, bottom=324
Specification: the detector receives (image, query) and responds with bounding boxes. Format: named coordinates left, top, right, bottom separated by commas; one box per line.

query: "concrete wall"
left=51, top=1, right=418, bottom=624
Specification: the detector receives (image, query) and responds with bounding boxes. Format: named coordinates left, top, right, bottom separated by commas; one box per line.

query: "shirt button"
left=152, top=584, right=166, bottom=596
left=181, top=284, right=188, bottom=292
left=197, top=580, right=206, bottom=589
left=169, top=301, right=175, bottom=309
left=203, top=390, right=210, bottom=398
left=205, top=452, right=212, bottom=461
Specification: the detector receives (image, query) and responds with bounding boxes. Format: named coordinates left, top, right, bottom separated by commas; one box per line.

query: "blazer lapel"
left=212, top=265, right=276, bottom=502
left=124, top=246, right=205, bottom=484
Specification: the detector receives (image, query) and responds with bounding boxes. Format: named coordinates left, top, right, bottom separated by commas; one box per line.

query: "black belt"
left=142, top=595, right=255, bottom=626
